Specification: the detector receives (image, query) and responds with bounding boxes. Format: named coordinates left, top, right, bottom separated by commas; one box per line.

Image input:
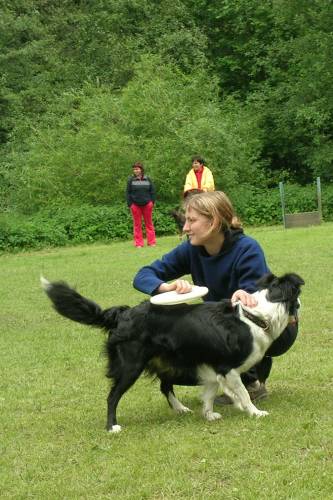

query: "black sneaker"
left=214, top=394, right=233, bottom=405
left=247, top=382, right=268, bottom=402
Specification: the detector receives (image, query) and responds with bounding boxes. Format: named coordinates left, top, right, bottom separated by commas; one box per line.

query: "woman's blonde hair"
left=184, top=191, right=242, bottom=232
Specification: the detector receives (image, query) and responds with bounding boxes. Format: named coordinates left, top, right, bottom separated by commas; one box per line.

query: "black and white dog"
left=41, top=272, right=304, bottom=433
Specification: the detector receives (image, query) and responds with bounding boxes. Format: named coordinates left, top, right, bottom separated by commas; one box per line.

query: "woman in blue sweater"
left=133, top=191, right=298, bottom=403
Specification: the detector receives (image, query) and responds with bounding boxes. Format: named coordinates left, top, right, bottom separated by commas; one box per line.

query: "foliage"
left=0, top=202, right=177, bottom=251
left=0, top=0, right=206, bottom=148
left=230, top=182, right=333, bottom=226
left=1, top=183, right=333, bottom=252
left=184, top=0, right=333, bottom=184
left=9, top=57, right=265, bottom=213
left=251, top=1, right=333, bottom=184
left=185, top=0, right=276, bottom=96
left=0, top=0, right=332, bottom=212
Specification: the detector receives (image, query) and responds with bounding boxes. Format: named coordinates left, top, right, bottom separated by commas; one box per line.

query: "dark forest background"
left=1, top=0, right=332, bottom=217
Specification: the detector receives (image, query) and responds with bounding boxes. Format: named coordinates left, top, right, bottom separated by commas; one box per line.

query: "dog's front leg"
left=160, top=380, right=192, bottom=414
left=168, top=392, right=193, bottom=414
left=222, top=370, right=268, bottom=418
left=201, top=381, right=222, bottom=421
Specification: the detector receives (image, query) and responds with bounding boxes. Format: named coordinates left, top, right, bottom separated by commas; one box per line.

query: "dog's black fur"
left=42, top=272, right=304, bottom=432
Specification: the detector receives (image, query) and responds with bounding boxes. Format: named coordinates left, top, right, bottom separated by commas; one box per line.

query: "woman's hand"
left=158, top=280, right=193, bottom=294
left=231, top=289, right=257, bottom=307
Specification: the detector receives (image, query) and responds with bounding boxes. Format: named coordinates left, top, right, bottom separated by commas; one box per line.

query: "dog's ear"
left=284, top=273, right=305, bottom=287
left=267, top=273, right=305, bottom=303
left=256, top=272, right=277, bottom=290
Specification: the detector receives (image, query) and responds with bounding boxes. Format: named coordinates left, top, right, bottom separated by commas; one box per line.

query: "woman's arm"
left=149, top=178, right=156, bottom=203
left=183, top=170, right=196, bottom=193
left=202, top=168, right=215, bottom=192
left=133, top=242, right=192, bottom=295
left=231, top=238, right=270, bottom=306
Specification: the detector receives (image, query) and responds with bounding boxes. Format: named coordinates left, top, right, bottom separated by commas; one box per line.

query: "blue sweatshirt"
left=133, top=230, right=269, bottom=301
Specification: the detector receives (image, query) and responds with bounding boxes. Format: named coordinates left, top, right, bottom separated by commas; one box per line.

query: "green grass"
left=1, top=225, right=332, bottom=499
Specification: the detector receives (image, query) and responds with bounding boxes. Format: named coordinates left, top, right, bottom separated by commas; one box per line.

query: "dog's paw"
left=252, top=409, right=269, bottom=418
left=108, top=424, right=122, bottom=433
left=204, top=411, right=222, bottom=421
left=175, top=405, right=193, bottom=414
left=170, top=398, right=193, bottom=414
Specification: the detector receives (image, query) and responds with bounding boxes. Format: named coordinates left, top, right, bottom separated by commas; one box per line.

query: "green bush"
left=39, top=205, right=132, bottom=242
left=0, top=202, right=180, bottom=251
left=0, top=215, right=68, bottom=251
left=229, top=182, right=333, bottom=226
left=1, top=183, right=332, bottom=252
left=8, top=61, right=265, bottom=214
left=229, top=186, right=282, bottom=226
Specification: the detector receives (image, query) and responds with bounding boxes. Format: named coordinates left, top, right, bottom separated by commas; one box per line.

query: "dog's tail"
left=41, top=277, right=129, bottom=330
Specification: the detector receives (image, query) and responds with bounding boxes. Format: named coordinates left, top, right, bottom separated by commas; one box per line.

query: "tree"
left=254, top=0, right=333, bottom=183
left=185, top=0, right=333, bottom=183
left=10, top=56, right=265, bottom=212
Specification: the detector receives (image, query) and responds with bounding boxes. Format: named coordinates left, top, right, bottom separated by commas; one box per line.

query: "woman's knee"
left=265, top=323, right=298, bottom=357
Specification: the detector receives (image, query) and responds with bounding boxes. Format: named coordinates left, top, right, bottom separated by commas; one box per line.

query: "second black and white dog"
left=41, top=272, right=304, bottom=433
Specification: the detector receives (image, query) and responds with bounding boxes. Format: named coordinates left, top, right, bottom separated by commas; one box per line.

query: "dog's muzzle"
left=288, top=315, right=298, bottom=326
left=288, top=298, right=301, bottom=325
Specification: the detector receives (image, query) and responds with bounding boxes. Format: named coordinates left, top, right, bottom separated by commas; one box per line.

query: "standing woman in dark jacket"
left=126, top=162, right=156, bottom=248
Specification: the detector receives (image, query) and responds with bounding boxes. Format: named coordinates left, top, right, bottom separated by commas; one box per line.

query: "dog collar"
left=240, top=307, right=269, bottom=332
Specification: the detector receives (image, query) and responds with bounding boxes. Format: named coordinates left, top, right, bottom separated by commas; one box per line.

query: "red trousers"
left=130, top=202, right=156, bottom=247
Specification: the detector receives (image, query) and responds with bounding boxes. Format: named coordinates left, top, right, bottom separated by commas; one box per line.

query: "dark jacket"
left=126, top=175, right=156, bottom=207
left=133, top=229, right=269, bottom=300
left=133, top=230, right=298, bottom=384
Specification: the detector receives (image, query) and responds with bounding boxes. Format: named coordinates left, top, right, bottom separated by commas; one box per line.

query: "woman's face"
left=183, top=207, right=213, bottom=246
left=192, top=160, right=203, bottom=171
left=133, top=167, right=142, bottom=177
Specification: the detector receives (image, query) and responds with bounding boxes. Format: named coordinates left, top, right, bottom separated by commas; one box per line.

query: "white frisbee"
left=150, top=285, right=209, bottom=306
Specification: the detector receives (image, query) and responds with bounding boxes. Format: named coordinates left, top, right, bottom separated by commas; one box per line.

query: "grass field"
left=1, top=224, right=332, bottom=499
